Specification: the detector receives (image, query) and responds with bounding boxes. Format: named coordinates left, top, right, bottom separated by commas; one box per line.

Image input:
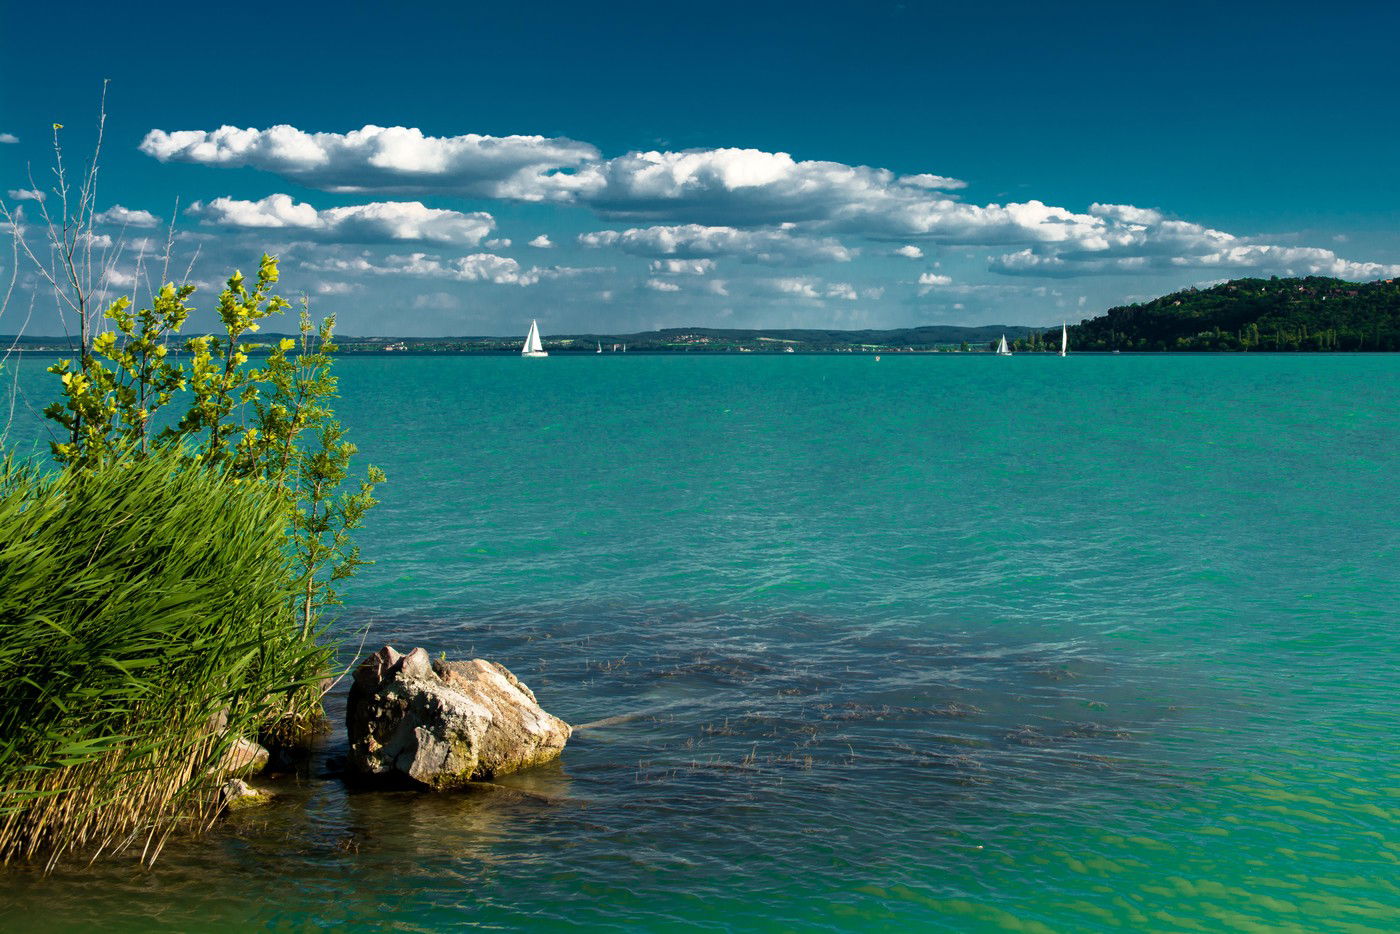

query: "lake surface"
left=3, top=353, right=1399, bottom=931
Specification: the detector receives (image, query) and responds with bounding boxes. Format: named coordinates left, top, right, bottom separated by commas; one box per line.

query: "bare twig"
left=0, top=294, right=37, bottom=447
left=1, top=81, right=198, bottom=455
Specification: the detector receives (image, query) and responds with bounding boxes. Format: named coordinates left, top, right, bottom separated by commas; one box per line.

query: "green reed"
left=0, top=449, right=328, bottom=868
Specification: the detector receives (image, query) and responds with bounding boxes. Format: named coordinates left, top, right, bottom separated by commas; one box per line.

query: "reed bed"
left=0, top=450, right=327, bottom=868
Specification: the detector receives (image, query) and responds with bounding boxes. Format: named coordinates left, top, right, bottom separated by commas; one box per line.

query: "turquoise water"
left=3, top=354, right=1399, bottom=931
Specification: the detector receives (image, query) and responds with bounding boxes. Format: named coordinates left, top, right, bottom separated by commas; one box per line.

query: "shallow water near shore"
left=3, top=353, right=1398, bottom=931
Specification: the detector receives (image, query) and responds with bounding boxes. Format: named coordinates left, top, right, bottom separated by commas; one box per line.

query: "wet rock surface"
left=219, top=737, right=270, bottom=777
left=218, top=778, right=273, bottom=811
left=346, top=646, right=571, bottom=790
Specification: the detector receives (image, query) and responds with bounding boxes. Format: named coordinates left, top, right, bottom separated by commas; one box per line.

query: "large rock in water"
left=346, top=646, right=571, bottom=790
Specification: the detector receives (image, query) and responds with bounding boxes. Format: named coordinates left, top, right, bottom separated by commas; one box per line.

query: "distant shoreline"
left=7, top=347, right=1396, bottom=357
left=6, top=274, right=1397, bottom=355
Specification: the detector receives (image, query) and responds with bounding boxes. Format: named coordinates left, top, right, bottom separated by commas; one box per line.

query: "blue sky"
left=3, top=0, right=1398, bottom=336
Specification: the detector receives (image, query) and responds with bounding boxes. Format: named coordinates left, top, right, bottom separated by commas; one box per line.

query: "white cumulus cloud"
left=570, top=148, right=969, bottom=228
left=1181, top=244, right=1400, bottom=280
left=306, top=251, right=595, bottom=287
left=760, top=277, right=860, bottom=301
left=579, top=223, right=852, bottom=265
left=136, top=121, right=1400, bottom=289
left=899, top=173, right=967, bottom=190
left=188, top=194, right=495, bottom=245
left=1089, top=202, right=1165, bottom=226
left=140, top=124, right=600, bottom=199
left=990, top=239, right=1400, bottom=280
left=648, top=258, right=717, bottom=275
left=528, top=234, right=554, bottom=248
left=768, top=277, right=821, bottom=299
left=94, top=205, right=160, bottom=227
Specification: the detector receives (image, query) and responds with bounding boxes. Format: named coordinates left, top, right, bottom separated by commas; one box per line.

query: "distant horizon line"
left=0, top=323, right=1058, bottom=344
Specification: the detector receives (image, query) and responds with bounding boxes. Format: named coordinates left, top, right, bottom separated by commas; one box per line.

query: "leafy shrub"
left=43, top=257, right=383, bottom=743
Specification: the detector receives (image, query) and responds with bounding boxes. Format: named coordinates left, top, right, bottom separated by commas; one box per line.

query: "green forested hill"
left=1050, top=276, right=1400, bottom=352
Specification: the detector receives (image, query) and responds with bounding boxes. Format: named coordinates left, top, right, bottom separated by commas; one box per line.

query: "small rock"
left=219, top=778, right=273, bottom=811
left=220, top=737, right=270, bottom=776
left=346, top=645, right=571, bottom=791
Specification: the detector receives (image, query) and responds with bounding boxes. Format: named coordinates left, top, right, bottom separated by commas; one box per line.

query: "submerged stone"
left=346, top=646, right=571, bottom=791
left=219, top=778, right=273, bottom=811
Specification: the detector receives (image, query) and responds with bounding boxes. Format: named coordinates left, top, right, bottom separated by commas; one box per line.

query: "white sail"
left=996, top=334, right=1011, bottom=356
left=1060, top=322, right=1068, bottom=357
left=521, top=320, right=547, bottom=357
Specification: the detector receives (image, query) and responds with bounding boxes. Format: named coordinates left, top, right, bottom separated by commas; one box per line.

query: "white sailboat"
left=596, top=341, right=602, bottom=354
left=1059, top=322, right=1068, bottom=357
left=995, top=334, right=1012, bottom=356
left=521, top=320, right=548, bottom=357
